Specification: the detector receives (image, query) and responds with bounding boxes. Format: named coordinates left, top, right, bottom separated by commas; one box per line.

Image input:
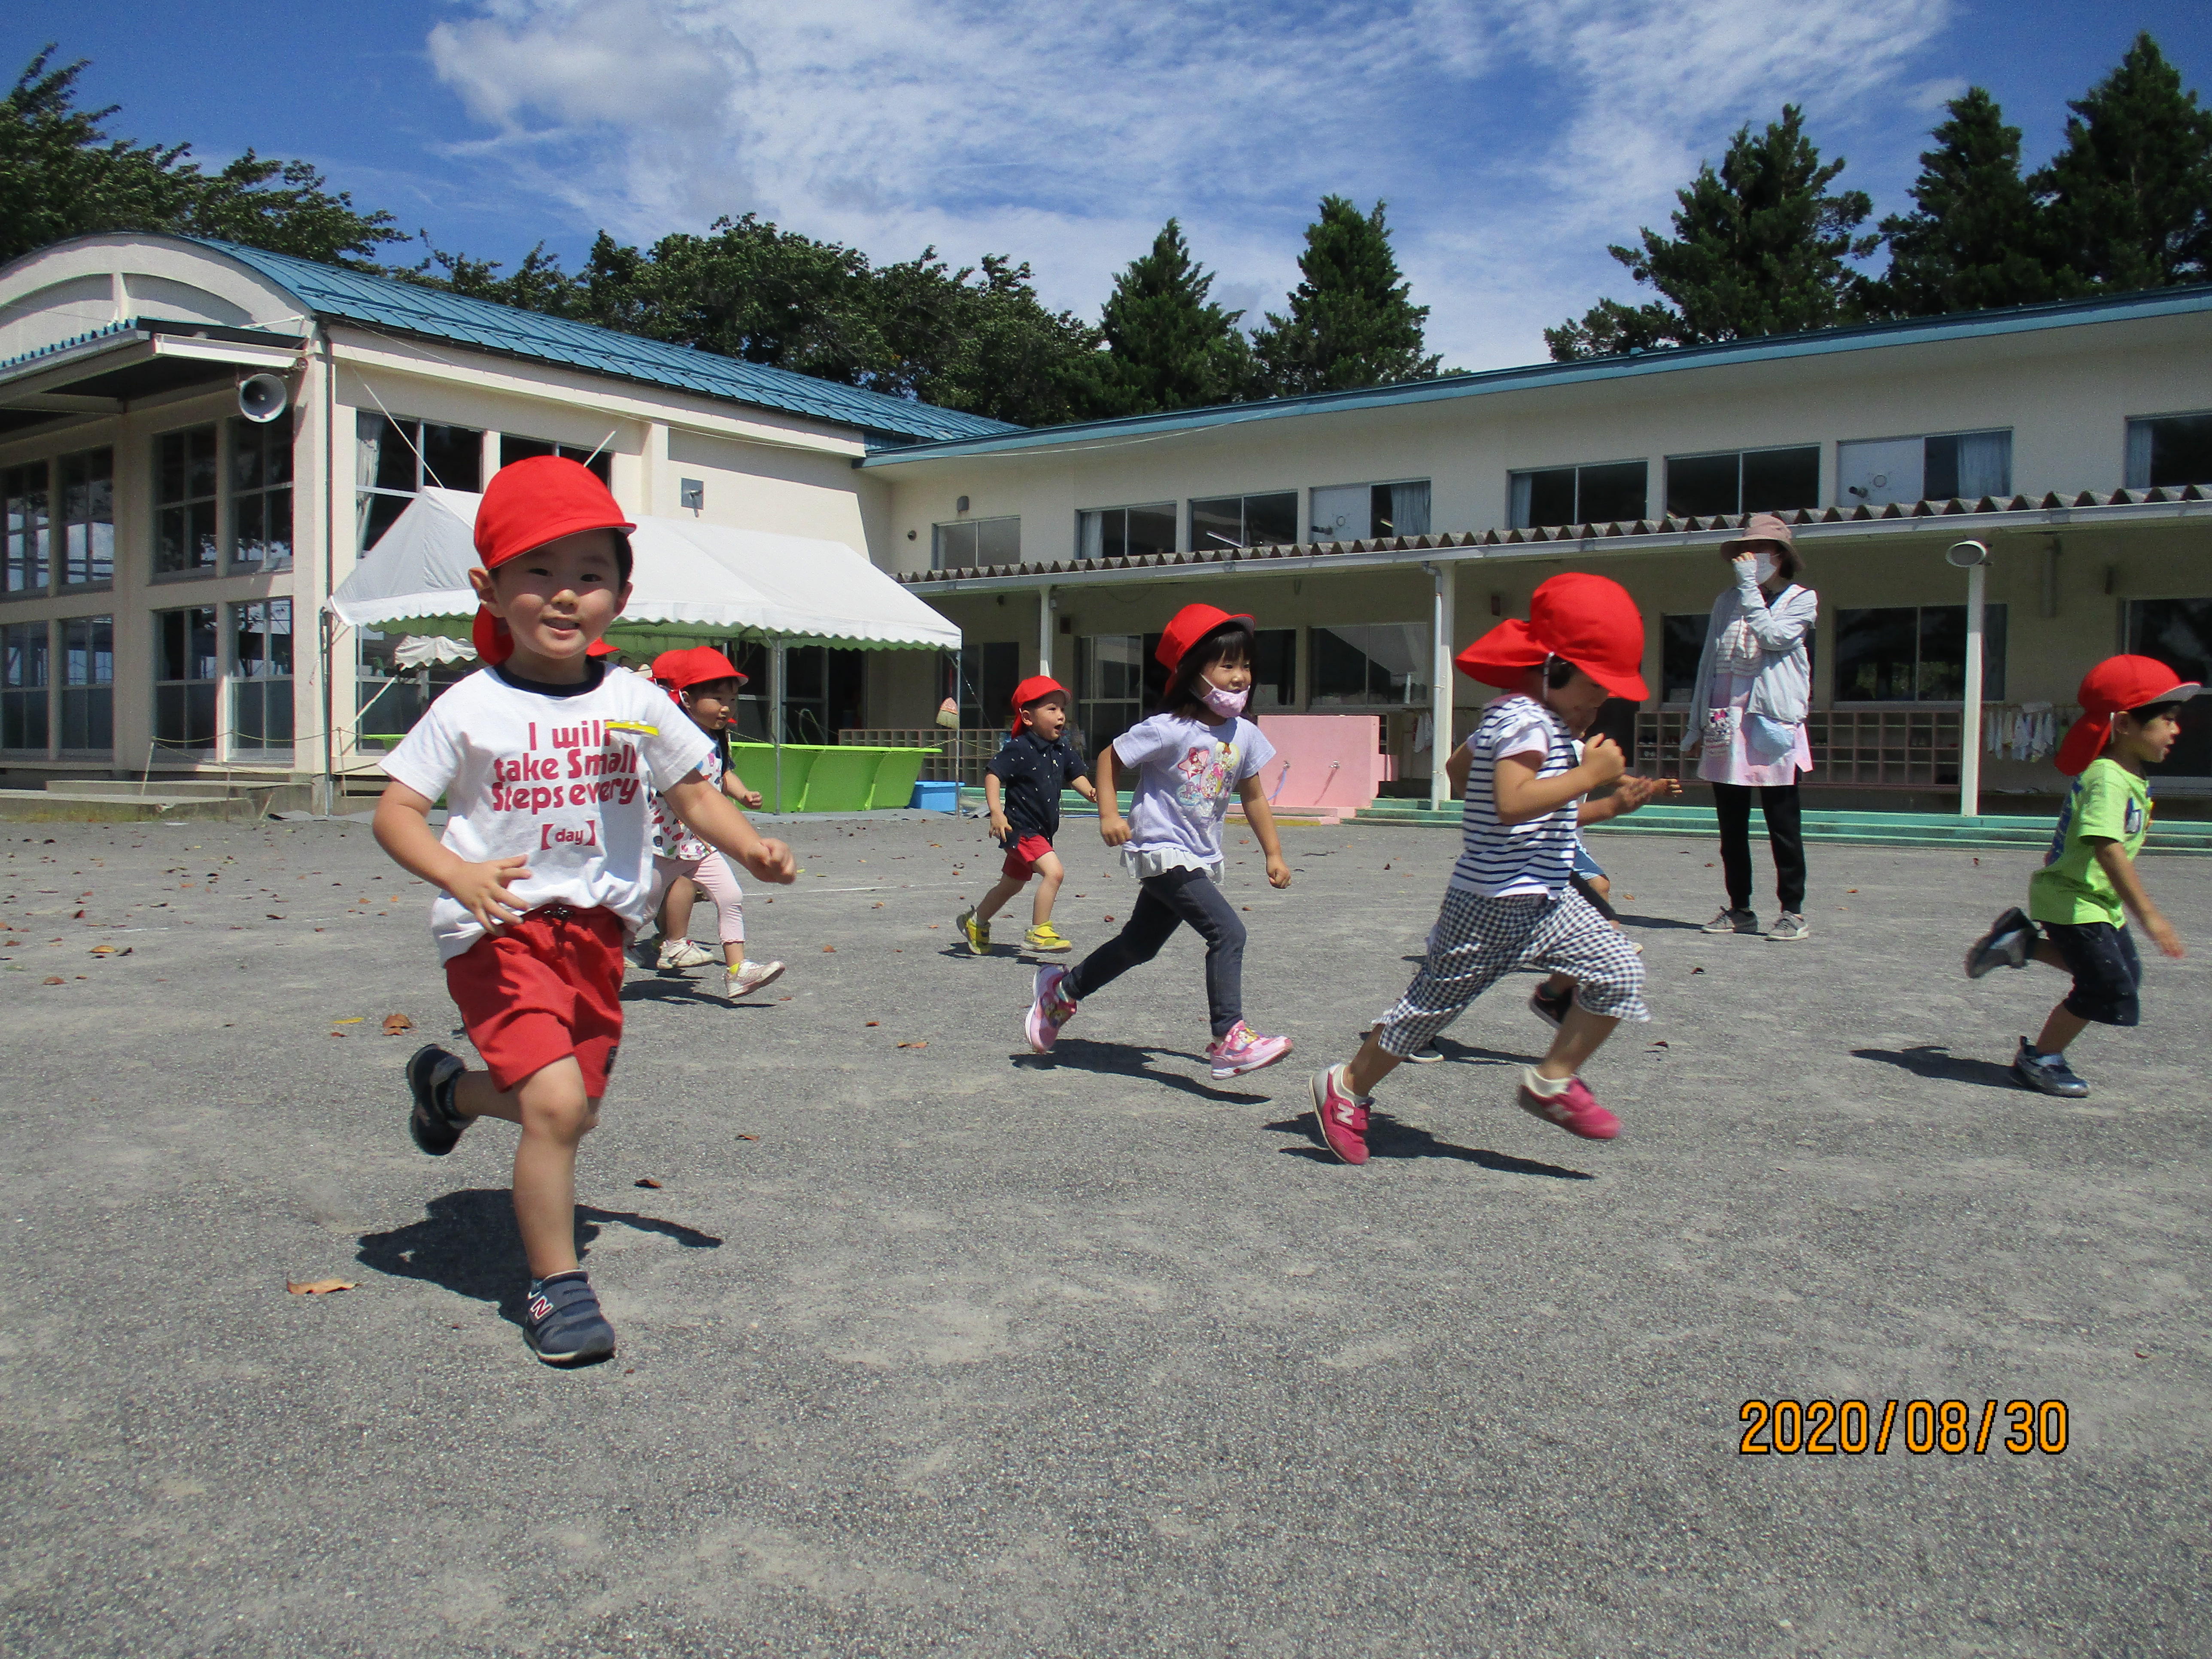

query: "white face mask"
left=1749, top=550, right=1781, bottom=585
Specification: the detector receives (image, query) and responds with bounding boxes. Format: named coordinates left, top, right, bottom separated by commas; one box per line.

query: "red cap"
left=1455, top=572, right=1649, bottom=701
left=1155, top=603, right=1255, bottom=672
left=469, top=458, right=635, bottom=666
left=2054, top=654, right=2202, bottom=775
left=651, top=645, right=747, bottom=694
left=586, top=639, right=620, bottom=659
left=1009, top=675, right=1070, bottom=732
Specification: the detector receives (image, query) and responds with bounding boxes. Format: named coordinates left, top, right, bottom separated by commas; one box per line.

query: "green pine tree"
left=1547, top=106, right=1876, bottom=360
left=1875, top=88, right=2064, bottom=316
left=2035, top=32, right=2212, bottom=292
left=1088, top=219, right=1253, bottom=416
left=1251, top=197, right=1438, bottom=396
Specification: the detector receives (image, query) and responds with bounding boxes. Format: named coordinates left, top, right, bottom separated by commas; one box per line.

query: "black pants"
left=1711, top=782, right=1806, bottom=914
left=1064, top=865, right=1246, bottom=1038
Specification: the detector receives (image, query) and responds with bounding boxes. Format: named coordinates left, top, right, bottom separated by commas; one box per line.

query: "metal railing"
left=839, top=727, right=1001, bottom=786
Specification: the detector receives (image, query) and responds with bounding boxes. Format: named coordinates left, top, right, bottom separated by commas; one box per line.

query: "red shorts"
left=444, top=904, right=628, bottom=1097
left=1001, top=834, right=1055, bottom=881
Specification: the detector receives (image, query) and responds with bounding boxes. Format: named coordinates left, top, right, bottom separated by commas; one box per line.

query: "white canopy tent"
left=329, top=488, right=960, bottom=798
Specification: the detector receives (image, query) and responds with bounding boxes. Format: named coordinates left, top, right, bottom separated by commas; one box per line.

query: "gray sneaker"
left=1965, top=907, right=2034, bottom=979
left=522, top=1271, right=617, bottom=1366
left=2011, top=1039, right=2089, bottom=1098
left=1767, top=911, right=1810, bottom=942
left=1701, top=907, right=1758, bottom=934
left=406, top=1045, right=470, bottom=1156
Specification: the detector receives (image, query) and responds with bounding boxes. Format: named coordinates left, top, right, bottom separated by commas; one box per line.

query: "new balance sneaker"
left=1206, top=1021, right=1294, bottom=1079
left=1701, top=907, right=1758, bottom=934
left=1966, top=907, right=2035, bottom=979
left=1024, top=923, right=1073, bottom=952
left=726, top=959, right=786, bottom=999
left=2011, top=1038, right=2089, bottom=1097
left=956, top=908, right=991, bottom=956
left=656, top=937, right=717, bottom=970
left=1766, top=911, right=1811, bottom=942
left=1310, top=1065, right=1372, bottom=1165
left=1024, top=964, right=1078, bottom=1053
left=1515, top=1068, right=1621, bottom=1140
left=522, top=1271, right=617, bottom=1366
left=1529, top=982, right=1574, bottom=1029
left=405, top=1044, right=470, bottom=1156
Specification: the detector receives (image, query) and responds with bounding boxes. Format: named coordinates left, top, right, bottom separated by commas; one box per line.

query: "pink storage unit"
left=1241, top=714, right=1395, bottom=824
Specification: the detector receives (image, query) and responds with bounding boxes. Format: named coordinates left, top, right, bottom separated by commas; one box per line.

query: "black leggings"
left=1711, top=782, right=1806, bottom=914
left=1064, top=865, right=1246, bottom=1038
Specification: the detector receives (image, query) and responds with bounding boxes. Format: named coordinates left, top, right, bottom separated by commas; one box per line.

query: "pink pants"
left=649, top=852, right=744, bottom=945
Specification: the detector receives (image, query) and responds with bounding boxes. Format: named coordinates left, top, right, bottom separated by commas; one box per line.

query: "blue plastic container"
left=909, top=779, right=960, bottom=813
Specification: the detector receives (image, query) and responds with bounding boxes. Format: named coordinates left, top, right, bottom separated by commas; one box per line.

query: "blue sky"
left=9, top=1, right=2209, bottom=371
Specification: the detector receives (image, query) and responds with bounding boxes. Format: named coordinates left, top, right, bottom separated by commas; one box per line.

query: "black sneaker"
left=523, top=1272, right=617, bottom=1366
left=406, top=1045, right=471, bottom=1156
left=1528, top=983, right=1573, bottom=1029
left=2011, top=1038, right=2089, bottom=1098
left=1965, top=907, right=2035, bottom=979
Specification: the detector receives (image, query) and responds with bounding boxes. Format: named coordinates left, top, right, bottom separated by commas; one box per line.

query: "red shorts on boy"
left=1001, top=834, right=1054, bottom=881
left=444, top=905, right=627, bottom=1095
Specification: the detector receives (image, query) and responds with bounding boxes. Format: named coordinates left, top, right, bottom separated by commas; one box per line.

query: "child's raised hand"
left=744, top=836, right=799, bottom=885
left=450, top=855, right=532, bottom=932
left=1582, top=734, right=1627, bottom=786
left=1266, top=854, right=1292, bottom=889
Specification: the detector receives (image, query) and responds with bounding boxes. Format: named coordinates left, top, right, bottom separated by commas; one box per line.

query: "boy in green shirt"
left=1965, top=656, right=2197, bottom=1096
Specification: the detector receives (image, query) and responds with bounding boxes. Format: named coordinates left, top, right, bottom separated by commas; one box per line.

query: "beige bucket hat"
left=1718, top=511, right=1796, bottom=555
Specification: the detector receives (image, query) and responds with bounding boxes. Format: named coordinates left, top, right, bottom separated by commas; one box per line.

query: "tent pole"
left=772, top=639, right=785, bottom=811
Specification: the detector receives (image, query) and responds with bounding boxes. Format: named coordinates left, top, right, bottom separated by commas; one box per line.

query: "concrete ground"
left=1, top=808, right=2207, bottom=1658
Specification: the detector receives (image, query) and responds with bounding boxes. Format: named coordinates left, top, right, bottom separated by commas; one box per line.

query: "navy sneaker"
left=406, top=1045, right=471, bottom=1156
left=2011, top=1038, right=2089, bottom=1098
left=1966, top=907, right=2035, bottom=979
left=523, top=1272, right=617, bottom=1366
left=1529, top=983, right=1573, bottom=1029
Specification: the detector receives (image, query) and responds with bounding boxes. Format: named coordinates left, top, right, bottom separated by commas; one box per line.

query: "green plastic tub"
left=726, top=743, right=938, bottom=813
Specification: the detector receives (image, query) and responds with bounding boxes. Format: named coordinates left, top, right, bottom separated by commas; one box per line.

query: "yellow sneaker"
left=1024, top=923, right=1073, bottom=952
left=955, top=907, right=990, bottom=956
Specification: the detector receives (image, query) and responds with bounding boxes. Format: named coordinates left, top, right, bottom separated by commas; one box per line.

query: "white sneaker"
left=726, top=960, right=786, bottom=999
left=657, top=937, right=717, bottom=970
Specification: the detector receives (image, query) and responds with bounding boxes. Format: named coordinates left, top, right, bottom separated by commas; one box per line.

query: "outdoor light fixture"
left=1947, top=540, right=1993, bottom=818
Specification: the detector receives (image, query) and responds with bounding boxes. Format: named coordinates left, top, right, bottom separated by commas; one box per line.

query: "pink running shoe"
left=1206, top=1021, right=1293, bottom=1079
left=1515, top=1073, right=1620, bottom=1140
left=1310, top=1065, right=1371, bottom=1164
left=1024, top=964, right=1078, bottom=1053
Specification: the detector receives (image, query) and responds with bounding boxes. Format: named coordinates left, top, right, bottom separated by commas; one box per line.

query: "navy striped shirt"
left=1447, top=695, right=1580, bottom=898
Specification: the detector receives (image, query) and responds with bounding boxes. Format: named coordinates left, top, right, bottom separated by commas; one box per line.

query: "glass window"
left=155, top=425, right=219, bottom=575
left=2, top=620, right=48, bottom=751
left=955, top=640, right=1023, bottom=729
left=933, top=517, right=1021, bottom=570
left=59, top=448, right=113, bottom=586
left=2125, top=596, right=2212, bottom=778
left=1077, top=503, right=1176, bottom=561
left=1310, top=623, right=1429, bottom=708
left=1190, top=491, right=1297, bottom=551
left=228, top=413, right=295, bottom=571
left=59, top=615, right=113, bottom=753
left=1310, top=481, right=1432, bottom=541
left=356, top=412, right=484, bottom=553
left=499, top=434, right=611, bottom=483
left=231, top=599, right=294, bottom=751
left=4, top=462, right=51, bottom=594
left=1249, top=628, right=1296, bottom=712
left=1835, top=605, right=2005, bottom=702
left=155, top=605, right=219, bottom=751
left=1508, top=462, right=1644, bottom=529
left=1076, top=632, right=1157, bottom=756
left=1665, top=446, right=1819, bottom=518
left=1661, top=614, right=1708, bottom=704
left=356, top=628, right=472, bottom=749
left=2125, top=414, right=2212, bottom=490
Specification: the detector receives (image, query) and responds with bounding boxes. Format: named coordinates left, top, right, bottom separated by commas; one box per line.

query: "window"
left=59, top=448, right=113, bottom=586
left=1838, top=431, right=2011, bottom=507
left=228, top=413, right=294, bottom=570
left=1190, top=491, right=1297, bottom=551
left=1834, top=605, right=2006, bottom=702
left=1248, top=628, right=1296, bottom=712
left=59, top=616, right=113, bottom=753
left=1665, top=445, right=1819, bottom=518
left=1075, top=633, right=1152, bottom=756
left=1661, top=614, right=1708, bottom=704
left=356, top=629, right=473, bottom=749
left=1310, top=623, right=1428, bottom=708
left=231, top=599, right=294, bottom=752
left=933, top=517, right=1021, bottom=570
left=1310, top=480, right=1432, bottom=541
left=498, top=434, right=611, bottom=483
left=356, top=412, right=484, bottom=553
left=2, top=621, right=47, bottom=751
left=954, top=640, right=1023, bottom=730
left=4, top=463, right=50, bottom=595
left=2125, top=597, right=2212, bottom=778
left=154, top=424, right=219, bottom=575
left=2125, top=414, right=2212, bottom=489
left=155, top=605, right=219, bottom=752
left=1077, top=503, right=1176, bottom=561
left=1509, top=462, right=1644, bottom=529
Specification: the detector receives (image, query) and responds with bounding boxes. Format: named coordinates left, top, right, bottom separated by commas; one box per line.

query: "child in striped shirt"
left=1310, top=574, right=1657, bottom=1164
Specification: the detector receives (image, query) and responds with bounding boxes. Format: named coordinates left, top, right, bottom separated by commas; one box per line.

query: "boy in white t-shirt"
left=371, top=458, right=796, bottom=1366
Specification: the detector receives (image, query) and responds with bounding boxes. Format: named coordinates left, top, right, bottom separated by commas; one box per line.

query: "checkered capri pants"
left=1375, top=885, right=1650, bottom=1059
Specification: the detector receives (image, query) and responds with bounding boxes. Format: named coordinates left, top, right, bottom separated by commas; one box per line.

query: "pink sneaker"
left=1515, top=1072, right=1620, bottom=1140
left=1024, top=964, right=1078, bottom=1053
left=1309, top=1065, right=1371, bottom=1165
left=1206, top=1021, right=1293, bottom=1079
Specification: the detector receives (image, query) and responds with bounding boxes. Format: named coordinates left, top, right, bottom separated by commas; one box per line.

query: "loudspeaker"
left=1944, top=539, right=1991, bottom=568
left=237, top=373, right=289, bottom=424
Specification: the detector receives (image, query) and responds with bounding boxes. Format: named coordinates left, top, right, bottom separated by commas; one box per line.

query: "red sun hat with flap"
left=1008, top=675, right=1070, bottom=732
left=1155, top=603, right=1255, bottom=672
left=651, top=646, right=747, bottom=694
left=1455, top=572, right=1649, bottom=701
left=469, top=457, right=635, bottom=666
left=2054, top=654, right=2201, bottom=776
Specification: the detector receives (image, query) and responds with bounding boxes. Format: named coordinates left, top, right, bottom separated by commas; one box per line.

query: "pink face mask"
left=1197, top=676, right=1249, bottom=719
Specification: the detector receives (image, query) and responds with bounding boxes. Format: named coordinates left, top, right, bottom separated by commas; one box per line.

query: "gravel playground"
left=1, top=808, right=2208, bottom=1657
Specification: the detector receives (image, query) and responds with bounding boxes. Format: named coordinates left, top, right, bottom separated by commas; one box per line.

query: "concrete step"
left=0, top=788, right=273, bottom=823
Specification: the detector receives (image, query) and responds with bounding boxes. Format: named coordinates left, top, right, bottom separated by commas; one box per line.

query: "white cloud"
left=424, top=0, right=1953, bottom=371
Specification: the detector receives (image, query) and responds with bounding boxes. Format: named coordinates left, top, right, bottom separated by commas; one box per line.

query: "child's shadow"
left=1850, top=1045, right=2021, bottom=1091
left=1016, top=1036, right=1272, bottom=1104
left=356, top=1189, right=723, bottom=1327
left=623, top=977, right=772, bottom=1007
left=1262, top=1114, right=1594, bottom=1179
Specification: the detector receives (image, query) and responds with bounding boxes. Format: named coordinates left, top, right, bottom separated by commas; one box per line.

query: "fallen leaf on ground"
left=735, top=1133, right=759, bottom=1141
left=41, top=976, right=63, bottom=985
left=267, top=913, right=284, bottom=920
left=382, top=1013, right=414, bottom=1035
left=864, top=1020, right=879, bottom=1027
left=1652, top=1039, right=1669, bottom=1048
left=89, top=944, right=115, bottom=955
left=333, top=1016, right=364, bottom=1025
left=872, top=901, right=884, bottom=908
left=1690, top=966, right=1704, bottom=975
left=635, top=1177, right=662, bottom=1189
left=327, top=1030, right=345, bottom=1038
left=286, top=1278, right=355, bottom=1295
left=822, top=944, right=836, bottom=953
left=897, top=1040, right=928, bottom=1049
left=1104, top=916, right=1115, bottom=923
left=1847, top=889, right=1859, bottom=894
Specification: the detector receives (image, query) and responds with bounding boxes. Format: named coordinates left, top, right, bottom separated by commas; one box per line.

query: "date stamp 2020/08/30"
left=1738, top=1399, right=2070, bottom=1457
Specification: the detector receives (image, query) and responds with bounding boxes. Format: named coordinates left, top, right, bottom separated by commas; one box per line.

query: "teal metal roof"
left=863, top=282, right=2212, bottom=466
left=194, top=240, right=1022, bottom=448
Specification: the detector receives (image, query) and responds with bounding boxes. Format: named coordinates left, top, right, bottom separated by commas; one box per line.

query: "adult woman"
left=1681, top=513, right=1818, bottom=940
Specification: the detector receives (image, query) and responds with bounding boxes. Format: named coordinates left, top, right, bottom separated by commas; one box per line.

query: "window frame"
left=355, top=411, right=486, bottom=556
left=58, top=614, right=115, bottom=756
left=3, top=459, right=53, bottom=598
left=154, top=603, right=222, bottom=754
left=932, top=517, right=1021, bottom=571
left=1076, top=502, right=1177, bottom=562
left=1310, top=479, right=1433, bottom=541
left=58, top=446, right=115, bottom=589
left=1832, top=602, right=2008, bottom=705
left=1507, top=460, right=1647, bottom=529
left=1662, top=444, right=1821, bottom=519
left=226, top=412, right=295, bottom=573
left=498, top=433, right=612, bottom=483
left=152, top=421, right=221, bottom=580
left=2124, top=411, right=2212, bottom=491
left=1, top=618, right=50, bottom=754
left=1188, top=490, right=1298, bottom=552
left=229, top=597, right=295, bottom=755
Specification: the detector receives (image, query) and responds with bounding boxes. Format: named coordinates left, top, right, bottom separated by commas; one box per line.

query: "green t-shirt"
left=2028, top=756, right=2151, bottom=927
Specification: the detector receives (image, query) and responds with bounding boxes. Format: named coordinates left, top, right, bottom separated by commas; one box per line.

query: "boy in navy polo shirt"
left=957, top=677, right=1098, bottom=954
